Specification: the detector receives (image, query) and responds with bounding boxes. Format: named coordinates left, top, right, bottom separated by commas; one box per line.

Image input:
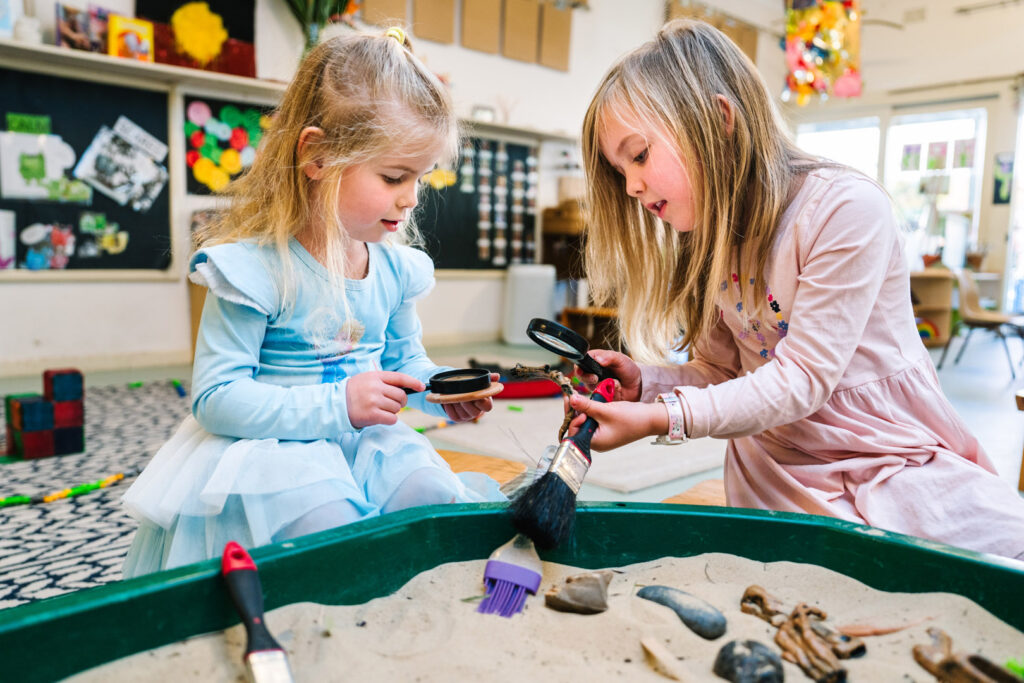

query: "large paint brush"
left=221, top=542, right=294, bottom=683
left=509, top=378, right=616, bottom=549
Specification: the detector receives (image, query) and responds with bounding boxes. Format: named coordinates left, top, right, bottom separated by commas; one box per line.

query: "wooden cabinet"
left=909, top=270, right=954, bottom=348
left=560, top=306, right=620, bottom=352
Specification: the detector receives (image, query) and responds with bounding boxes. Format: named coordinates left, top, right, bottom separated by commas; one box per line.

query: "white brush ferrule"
left=547, top=440, right=590, bottom=494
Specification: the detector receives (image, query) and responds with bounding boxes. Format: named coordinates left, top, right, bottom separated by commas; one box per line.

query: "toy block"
left=4, top=424, right=15, bottom=457
left=53, top=400, right=84, bottom=429
left=10, top=396, right=54, bottom=432
left=5, top=393, right=39, bottom=427
left=20, top=430, right=54, bottom=459
left=53, top=427, right=84, bottom=456
left=44, top=368, right=84, bottom=402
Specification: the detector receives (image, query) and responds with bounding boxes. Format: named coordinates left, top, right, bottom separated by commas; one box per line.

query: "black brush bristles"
left=508, top=378, right=616, bottom=550
left=509, top=472, right=578, bottom=549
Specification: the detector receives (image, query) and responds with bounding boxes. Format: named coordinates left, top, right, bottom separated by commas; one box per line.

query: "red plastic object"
left=53, top=401, right=84, bottom=428
left=495, top=379, right=562, bottom=399
left=222, top=541, right=257, bottom=573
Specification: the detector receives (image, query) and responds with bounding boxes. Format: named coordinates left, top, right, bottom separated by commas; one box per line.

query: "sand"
left=67, top=553, right=1024, bottom=681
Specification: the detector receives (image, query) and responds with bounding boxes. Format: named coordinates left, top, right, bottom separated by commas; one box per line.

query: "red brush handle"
left=567, top=378, right=616, bottom=457
left=221, top=541, right=282, bottom=655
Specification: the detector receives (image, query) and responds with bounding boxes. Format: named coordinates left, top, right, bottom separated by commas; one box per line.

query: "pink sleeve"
left=677, top=177, right=897, bottom=439
left=639, top=313, right=741, bottom=401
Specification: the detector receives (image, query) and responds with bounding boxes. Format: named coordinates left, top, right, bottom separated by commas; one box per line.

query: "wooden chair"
left=937, top=269, right=1023, bottom=379
left=1016, top=392, right=1024, bottom=492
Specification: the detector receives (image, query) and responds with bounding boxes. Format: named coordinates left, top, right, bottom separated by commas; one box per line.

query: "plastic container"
left=2, top=503, right=1023, bottom=682
left=502, top=264, right=556, bottom=345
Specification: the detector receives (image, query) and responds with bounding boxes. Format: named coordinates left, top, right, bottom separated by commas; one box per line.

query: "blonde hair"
left=581, top=19, right=818, bottom=364
left=196, top=28, right=458, bottom=312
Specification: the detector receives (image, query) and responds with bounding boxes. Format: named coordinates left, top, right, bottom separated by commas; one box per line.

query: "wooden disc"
left=425, top=382, right=504, bottom=404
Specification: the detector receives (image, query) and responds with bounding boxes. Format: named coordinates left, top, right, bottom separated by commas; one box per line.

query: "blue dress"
left=121, top=239, right=503, bottom=577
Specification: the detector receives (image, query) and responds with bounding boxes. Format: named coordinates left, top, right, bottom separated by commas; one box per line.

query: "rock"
left=544, top=570, right=614, bottom=614
left=637, top=585, right=727, bottom=640
left=713, top=640, right=784, bottom=683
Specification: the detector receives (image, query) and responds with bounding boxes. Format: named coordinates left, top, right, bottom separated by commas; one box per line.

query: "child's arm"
left=672, top=176, right=897, bottom=441
left=379, top=297, right=449, bottom=418
left=191, top=295, right=363, bottom=440
left=638, top=314, right=742, bottom=402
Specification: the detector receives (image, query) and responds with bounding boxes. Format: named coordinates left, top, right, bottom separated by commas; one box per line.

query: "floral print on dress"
left=723, top=273, right=788, bottom=360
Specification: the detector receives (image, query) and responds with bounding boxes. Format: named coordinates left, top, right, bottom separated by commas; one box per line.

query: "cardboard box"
left=362, top=0, right=408, bottom=27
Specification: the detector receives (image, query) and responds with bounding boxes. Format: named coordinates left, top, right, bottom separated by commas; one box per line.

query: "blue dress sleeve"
left=189, top=245, right=357, bottom=439
left=380, top=245, right=450, bottom=417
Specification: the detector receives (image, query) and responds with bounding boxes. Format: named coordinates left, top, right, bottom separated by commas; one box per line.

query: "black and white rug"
left=0, top=381, right=190, bottom=609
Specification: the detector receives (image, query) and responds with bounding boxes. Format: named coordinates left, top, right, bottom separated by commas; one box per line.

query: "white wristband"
left=656, top=392, right=687, bottom=444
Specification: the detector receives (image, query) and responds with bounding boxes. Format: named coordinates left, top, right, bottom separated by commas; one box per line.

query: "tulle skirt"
left=121, top=416, right=504, bottom=577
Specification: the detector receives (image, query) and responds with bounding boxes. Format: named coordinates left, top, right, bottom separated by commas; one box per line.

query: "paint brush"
left=477, top=533, right=542, bottom=617
left=509, top=378, right=616, bottom=549
left=221, top=542, right=294, bottom=683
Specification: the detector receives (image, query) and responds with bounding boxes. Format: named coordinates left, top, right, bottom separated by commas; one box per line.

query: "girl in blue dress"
left=122, top=28, right=503, bottom=577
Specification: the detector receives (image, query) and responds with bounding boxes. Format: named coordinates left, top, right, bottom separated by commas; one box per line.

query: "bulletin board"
left=0, top=67, right=171, bottom=273
left=416, top=135, right=538, bottom=270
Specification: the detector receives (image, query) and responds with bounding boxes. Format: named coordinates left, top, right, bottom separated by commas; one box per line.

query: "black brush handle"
left=222, top=542, right=282, bottom=654
left=567, top=378, right=616, bottom=456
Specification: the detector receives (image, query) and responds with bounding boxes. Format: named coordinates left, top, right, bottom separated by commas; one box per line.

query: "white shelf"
left=0, top=37, right=287, bottom=98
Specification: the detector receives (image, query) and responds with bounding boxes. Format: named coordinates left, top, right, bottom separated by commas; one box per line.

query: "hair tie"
left=385, top=27, right=407, bottom=46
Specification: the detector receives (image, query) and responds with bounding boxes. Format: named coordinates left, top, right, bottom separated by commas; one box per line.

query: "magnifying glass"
left=526, top=318, right=613, bottom=382
left=404, top=368, right=503, bottom=403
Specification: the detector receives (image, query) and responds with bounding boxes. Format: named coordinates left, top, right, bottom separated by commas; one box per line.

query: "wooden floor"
left=438, top=448, right=727, bottom=507
left=438, top=449, right=526, bottom=485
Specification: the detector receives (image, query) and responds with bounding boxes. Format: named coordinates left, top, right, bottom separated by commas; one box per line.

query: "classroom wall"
left=4, top=0, right=1024, bottom=375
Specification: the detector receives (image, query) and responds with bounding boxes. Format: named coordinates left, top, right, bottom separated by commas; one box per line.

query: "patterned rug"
left=0, top=381, right=190, bottom=609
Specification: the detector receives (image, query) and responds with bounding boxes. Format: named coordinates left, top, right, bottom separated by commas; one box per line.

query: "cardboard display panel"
left=538, top=1, right=571, bottom=71
left=462, top=0, right=501, bottom=54
left=502, top=0, right=540, bottom=63
left=361, top=0, right=408, bottom=27
left=413, top=0, right=455, bottom=44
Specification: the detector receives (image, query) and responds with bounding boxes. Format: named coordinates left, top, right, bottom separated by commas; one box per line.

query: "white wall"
left=5, top=0, right=1024, bottom=375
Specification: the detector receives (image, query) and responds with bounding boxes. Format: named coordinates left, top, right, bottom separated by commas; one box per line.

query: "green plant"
left=283, top=0, right=352, bottom=51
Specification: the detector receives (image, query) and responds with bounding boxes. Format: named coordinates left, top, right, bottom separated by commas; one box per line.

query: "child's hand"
left=442, top=373, right=500, bottom=423
left=565, top=392, right=665, bottom=451
left=574, top=350, right=642, bottom=401
left=346, top=371, right=424, bottom=429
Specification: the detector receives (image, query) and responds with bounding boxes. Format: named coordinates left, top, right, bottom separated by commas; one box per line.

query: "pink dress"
left=640, top=168, right=1024, bottom=560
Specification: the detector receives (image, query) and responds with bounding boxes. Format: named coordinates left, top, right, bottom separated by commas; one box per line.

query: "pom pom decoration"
left=782, top=0, right=862, bottom=106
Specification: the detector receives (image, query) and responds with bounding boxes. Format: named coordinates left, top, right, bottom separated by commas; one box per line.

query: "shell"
left=544, top=570, right=614, bottom=614
left=637, top=585, right=727, bottom=640
left=712, top=639, right=784, bottom=683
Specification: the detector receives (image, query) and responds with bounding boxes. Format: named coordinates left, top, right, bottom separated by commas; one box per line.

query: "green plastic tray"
left=2, top=502, right=1022, bottom=682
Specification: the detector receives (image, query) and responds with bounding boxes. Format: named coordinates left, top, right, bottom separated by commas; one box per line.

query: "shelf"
left=0, top=37, right=287, bottom=97
left=913, top=305, right=950, bottom=314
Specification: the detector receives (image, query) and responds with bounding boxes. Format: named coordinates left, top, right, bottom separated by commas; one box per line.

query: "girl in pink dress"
left=567, top=19, right=1024, bottom=560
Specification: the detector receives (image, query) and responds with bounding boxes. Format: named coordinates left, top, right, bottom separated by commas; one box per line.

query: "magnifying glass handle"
left=577, top=352, right=613, bottom=382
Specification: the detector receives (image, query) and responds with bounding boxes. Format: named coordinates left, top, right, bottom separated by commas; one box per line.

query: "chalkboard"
left=0, top=67, right=171, bottom=271
left=416, top=136, right=538, bottom=269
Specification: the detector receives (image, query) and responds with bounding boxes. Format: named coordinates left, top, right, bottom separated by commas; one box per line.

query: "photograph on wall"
left=926, top=141, right=948, bottom=170
left=0, top=66, right=171, bottom=271
left=184, top=95, right=271, bottom=195
left=994, top=152, right=1014, bottom=205
left=73, top=115, right=168, bottom=212
left=953, top=138, right=975, bottom=168
left=136, top=0, right=255, bottom=77
left=900, top=143, right=920, bottom=172
left=55, top=3, right=109, bottom=52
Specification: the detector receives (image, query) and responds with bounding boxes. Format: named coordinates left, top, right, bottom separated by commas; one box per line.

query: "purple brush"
left=477, top=534, right=542, bottom=617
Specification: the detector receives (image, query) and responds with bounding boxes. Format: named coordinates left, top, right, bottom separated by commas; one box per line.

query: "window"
left=795, top=117, right=880, bottom=179
left=882, top=109, right=987, bottom=271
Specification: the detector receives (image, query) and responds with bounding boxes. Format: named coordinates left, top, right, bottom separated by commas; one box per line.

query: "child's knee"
left=380, top=467, right=459, bottom=514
